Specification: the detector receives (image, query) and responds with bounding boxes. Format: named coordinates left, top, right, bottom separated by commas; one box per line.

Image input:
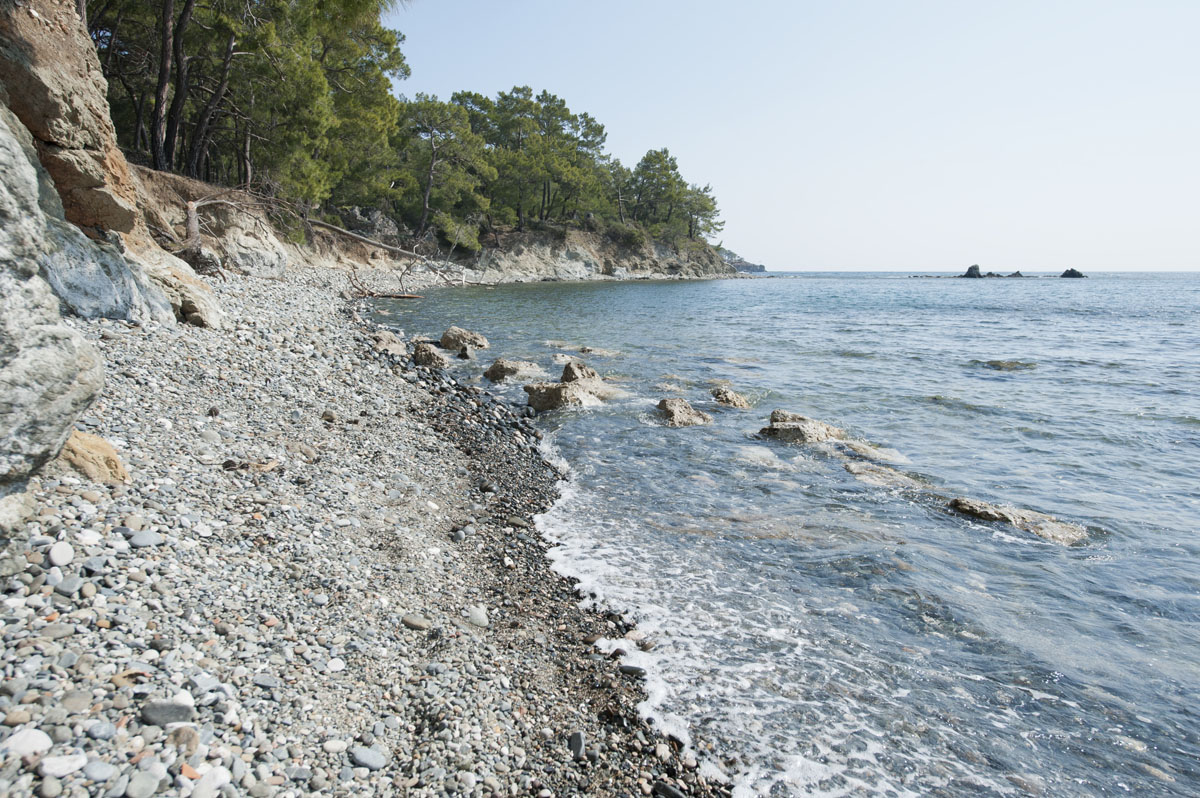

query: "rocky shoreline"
left=0, top=265, right=730, bottom=798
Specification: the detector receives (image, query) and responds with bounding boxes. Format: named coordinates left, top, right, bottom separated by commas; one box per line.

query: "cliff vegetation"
left=87, top=0, right=726, bottom=261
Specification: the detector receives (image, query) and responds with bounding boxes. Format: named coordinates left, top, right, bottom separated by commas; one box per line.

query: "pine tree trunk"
left=163, top=0, right=196, bottom=169
left=149, top=0, right=175, bottom=170
left=186, top=31, right=235, bottom=177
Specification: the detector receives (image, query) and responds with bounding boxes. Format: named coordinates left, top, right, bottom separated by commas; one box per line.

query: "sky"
left=383, top=1, right=1199, bottom=271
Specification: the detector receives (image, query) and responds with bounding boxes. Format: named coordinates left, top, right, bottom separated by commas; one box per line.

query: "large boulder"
left=962, top=265, right=983, bottom=278
left=657, top=398, right=711, bottom=427
left=759, top=410, right=846, bottom=444
left=0, top=0, right=139, bottom=234
left=948, top=497, right=1087, bottom=545
left=523, top=381, right=604, bottom=412
left=711, top=385, right=751, bottom=409
left=123, top=244, right=225, bottom=328
left=1, top=102, right=103, bottom=496
left=561, top=361, right=599, bottom=383
left=371, top=330, right=407, bottom=358
left=524, top=360, right=626, bottom=411
left=441, top=326, right=489, bottom=350
left=484, top=358, right=545, bottom=382
left=1060, top=268, right=1086, bottom=278
left=413, top=342, right=449, bottom=369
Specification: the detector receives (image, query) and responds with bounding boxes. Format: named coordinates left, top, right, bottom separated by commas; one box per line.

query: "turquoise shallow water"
left=375, top=273, right=1200, bottom=796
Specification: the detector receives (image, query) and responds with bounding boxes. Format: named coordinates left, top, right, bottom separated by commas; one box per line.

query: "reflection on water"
left=374, top=273, right=1200, bottom=796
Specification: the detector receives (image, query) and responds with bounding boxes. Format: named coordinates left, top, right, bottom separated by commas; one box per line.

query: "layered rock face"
left=474, top=230, right=735, bottom=283
left=0, top=0, right=224, bottom=329
left=0, top=0, right=139, bottom=234
left=0, top=101, right=103, bottom=505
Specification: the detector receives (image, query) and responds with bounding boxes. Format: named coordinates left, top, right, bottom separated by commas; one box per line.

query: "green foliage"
left=92, top=0, right=408, bottom=208
left=90, top=3, right=723, bottom=250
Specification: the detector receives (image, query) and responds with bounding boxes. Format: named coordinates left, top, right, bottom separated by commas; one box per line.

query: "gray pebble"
left=128, top=531, right=163, bottom=548
left=140, top=700, right=195, bottom=725
left=124, top=771, right=160, bottom=798
left=84, top=760, right=117, bottom=782
left=349, top=746, right=387, bottom=771
left=88, top=722, right=117, bottom=740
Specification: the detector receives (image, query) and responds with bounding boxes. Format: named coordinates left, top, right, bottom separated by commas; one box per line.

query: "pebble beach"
left=0, top=266, right=729, bottom=798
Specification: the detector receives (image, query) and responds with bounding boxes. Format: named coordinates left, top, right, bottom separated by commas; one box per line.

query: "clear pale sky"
left=383, top=1, right=1199, bottom=272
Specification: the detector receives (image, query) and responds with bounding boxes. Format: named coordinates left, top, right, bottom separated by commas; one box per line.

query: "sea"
left=373, top=272, right=1200, bottom=797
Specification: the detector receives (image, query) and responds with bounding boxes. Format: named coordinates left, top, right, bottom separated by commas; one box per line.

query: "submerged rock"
left=844, top=461, right=923, bottom=490
left=524, top=361, right=625, bottom=411
left=760, top=410, right=846, bottom=444
left=440, top=325, right=489, bottom=350
left=949, top=497, right=1087, bottom=545
left=711, top=385, right=751, bottom=409
left=973, top=359, right=1037, bottom=371
left=657, top=398, right=712, bottom=427
left=484, top=358, right=544, bottom=382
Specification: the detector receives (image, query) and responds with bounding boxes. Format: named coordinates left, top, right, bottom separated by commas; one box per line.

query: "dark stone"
left=141, top=700, right=195, bottom=726
left=568, top=731, right=585, bottom=760
left=653, top=782, right=687, bottom=798
left=962, top=264, right=982, bottom=278
left=1061, top=268, right=1086, bottom=278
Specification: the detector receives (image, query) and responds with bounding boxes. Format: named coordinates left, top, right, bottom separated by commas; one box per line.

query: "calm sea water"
left=374, top=273, right=1200, bottom=797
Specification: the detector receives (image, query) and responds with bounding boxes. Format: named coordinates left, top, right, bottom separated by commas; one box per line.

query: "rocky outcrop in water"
left=962, top=265, right=1024, bottom=278
left=484, top=358, right=545, bottom=382
left=0, top=102, right=103, bottom=508
left=759, top=410, right=847, bottom=443
left=657, top=398, right=712, bottom=427
left=711, top=385, right=752, bottom=409
left=1061, top=268, right=1086, bottom=278
left=949, top=497, right=1087, bottom=545
left=441, top=326, right=490, bottom=350
left=524, top=361, right=626, bottom=411
left=413, top=342, right=449, bottom=368
left=717, top=247, right=766, bottom=273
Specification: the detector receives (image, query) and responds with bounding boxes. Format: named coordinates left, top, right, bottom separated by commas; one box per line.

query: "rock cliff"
left=0, top=101, right=103, bottom=513
left=471, top=229, right=735, bottom=283
left=0, top=0, right=223, bottom=329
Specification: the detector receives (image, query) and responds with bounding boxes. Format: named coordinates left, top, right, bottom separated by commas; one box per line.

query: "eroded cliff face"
left=0, top=0, right=139, bottom=235
left=0, top=102, right=103, bottom=510
left=471, top=230, right=735, bottom=283
left=0, top=0, right=224, bottom=329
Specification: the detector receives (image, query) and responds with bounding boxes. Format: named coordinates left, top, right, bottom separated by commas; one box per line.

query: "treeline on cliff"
left=86, top=0, right=722, bottom=252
